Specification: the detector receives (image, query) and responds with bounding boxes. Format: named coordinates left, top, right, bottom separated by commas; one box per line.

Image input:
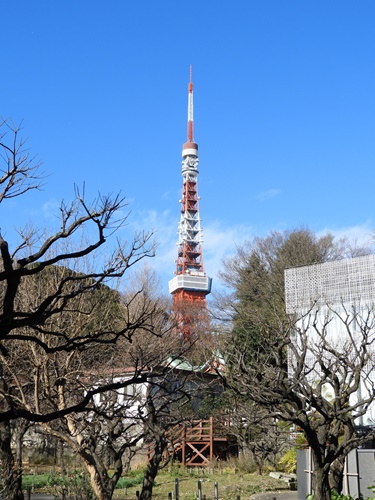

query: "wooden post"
left=214, top=481, right=219, bottom=500
left=182, top=422, right=186, bottom=466
left=197, top=479, right=203, bottom=500
left=209, top=416, right=214, bottom=463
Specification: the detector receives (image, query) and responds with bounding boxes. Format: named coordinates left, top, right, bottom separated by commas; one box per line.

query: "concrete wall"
left=297, top=448, right=375, bottom=500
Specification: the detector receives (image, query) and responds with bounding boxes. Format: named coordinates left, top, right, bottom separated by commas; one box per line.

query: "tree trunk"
left=85, top=463, right=115, bottom=500
left=122, top=447, right=136, bottom=474
left=139, top=438, right=166, bottom=500
left=57, top=439, right=66, bottom=474
left=329, top=455, right=345, bottom=494
left=64, top=414, right=117, bottom=500
left=14, top=429, right=23, bottom=471
left=312, top=463, right=331, bottom=500
left=0, top=420, right=24, bottom=500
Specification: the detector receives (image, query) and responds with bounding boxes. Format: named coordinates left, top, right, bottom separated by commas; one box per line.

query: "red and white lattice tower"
left=168, top=67, right=212, bottom=331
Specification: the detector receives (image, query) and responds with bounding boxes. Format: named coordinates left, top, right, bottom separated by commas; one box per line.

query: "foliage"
left=22, top=471, right=93, bottom=498
left=330, top=492, right=355, bottom=500
left=116, top=474, right=144, bottom=489
left=21, top=474, right=51, bottom=489
left=277, top=448, right=297, bottom=474
left=20, top=470, right=144, bottom=497
left=219, top=228, right=368, bottom=362
left=45, top=470, right=94, bottom=499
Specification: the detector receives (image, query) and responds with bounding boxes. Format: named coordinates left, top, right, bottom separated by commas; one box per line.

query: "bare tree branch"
left=0, top=119, right=45, bottom=202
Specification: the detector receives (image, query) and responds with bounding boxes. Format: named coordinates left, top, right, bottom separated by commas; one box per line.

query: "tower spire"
left=168, top=68, right=212, bottom=335
left=187, top=64, right=194, bottom=143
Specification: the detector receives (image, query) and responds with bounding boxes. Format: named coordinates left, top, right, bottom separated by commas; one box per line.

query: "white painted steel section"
left=177, top=154, right=204, bottom=246
left=182, top=156, right=199, bottom=171
left=188, top=92, right=194, bottom=123
left=168, top=274, right=212, bottom=294
left=182, top=148, right=198, bottom=157
left=178, top=218, right=203, bottom=244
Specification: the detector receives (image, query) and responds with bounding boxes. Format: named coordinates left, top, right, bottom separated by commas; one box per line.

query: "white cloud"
left=128, top=209, right=253, bottom=292
left=42, top=200, right=61, bottom=218
left=317, top=220, right=375, bottom=251
left=203, top=221, right=253, bottom=282
left=256, top=188, right=281, bottom=202
left=124, top=209, right=375, bottom=297
left=127, top=208, right=177, bottom=284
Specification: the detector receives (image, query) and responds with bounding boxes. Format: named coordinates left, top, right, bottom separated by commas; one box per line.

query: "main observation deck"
left=168, top=272, right=212, bottom=295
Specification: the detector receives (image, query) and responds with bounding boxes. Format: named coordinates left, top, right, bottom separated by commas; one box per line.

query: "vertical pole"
left=210, top=416, right=214, bottom=463
left=182, top=423, right=186, bottom=466
left=214, top=481, right=219, bottom=500
left=354, top=448, right=361, bottom=498
left=198, top=479, right=202, bottom=500
left=343, top=453, right=349, bottom=496
left=175, top=477, right=179, bottom=500
left=308, top=447, right=312, bottom=496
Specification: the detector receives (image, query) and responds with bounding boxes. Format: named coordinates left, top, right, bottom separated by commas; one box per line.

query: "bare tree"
left=218, top=229, right=375, bottom=500
left=138, top=365, right=207, bottom=500
left=211, top=389, right=290, bottom=474
left=228, top=304, right=375, bottom=500
left=0, top=120, right=218, bottom=499
left=0, top=260, right=199, bottom=500
left=0, top=335, right=150, bottom=500
left=0, top=119, right=161, bottom=499
left=0, top=119, right=155, bottom=424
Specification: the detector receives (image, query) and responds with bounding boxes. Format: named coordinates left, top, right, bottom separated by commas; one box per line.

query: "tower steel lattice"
left=168, top=67, right=212, bottom=312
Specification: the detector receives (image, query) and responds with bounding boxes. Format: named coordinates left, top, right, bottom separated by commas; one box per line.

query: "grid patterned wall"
left=285, top=254, right=375, bottom=313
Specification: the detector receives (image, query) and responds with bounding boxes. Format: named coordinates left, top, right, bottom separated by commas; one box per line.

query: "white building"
left=285, top=254, right=375, bottom=427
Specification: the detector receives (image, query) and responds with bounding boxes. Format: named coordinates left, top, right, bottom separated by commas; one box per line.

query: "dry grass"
left=113, top=468, right=290, bottom=500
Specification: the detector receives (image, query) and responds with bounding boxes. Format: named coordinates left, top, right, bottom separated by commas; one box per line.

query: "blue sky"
left=2, top=1, right=375, bottom=292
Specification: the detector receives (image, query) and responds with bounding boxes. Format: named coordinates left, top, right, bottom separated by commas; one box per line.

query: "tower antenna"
left=187, top=64, right=194, bottom=143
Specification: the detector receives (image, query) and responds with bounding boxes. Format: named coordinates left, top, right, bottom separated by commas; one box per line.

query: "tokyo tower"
left=168, top=67, right=212, bottom=337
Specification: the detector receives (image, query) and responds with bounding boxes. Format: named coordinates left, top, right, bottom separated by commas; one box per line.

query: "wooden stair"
left=147, top=417, right=236, bottom=466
